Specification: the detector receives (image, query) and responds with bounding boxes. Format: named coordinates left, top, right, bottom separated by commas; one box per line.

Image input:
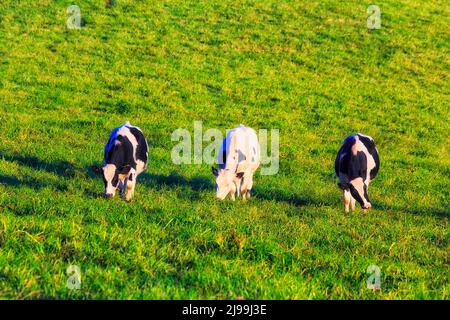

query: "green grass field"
left=0, top=0, right=448, bottom=299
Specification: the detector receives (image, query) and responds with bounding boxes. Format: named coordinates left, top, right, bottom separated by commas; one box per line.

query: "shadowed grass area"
left=0, top=0, right=448, bottom=299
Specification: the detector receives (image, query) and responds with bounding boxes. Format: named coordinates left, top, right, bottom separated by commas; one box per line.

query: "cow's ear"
left=92, top=165, right=103, bottom=175
left=211, top=166, right=219, bottom=177
left=236, top=172, right=244, bottom=179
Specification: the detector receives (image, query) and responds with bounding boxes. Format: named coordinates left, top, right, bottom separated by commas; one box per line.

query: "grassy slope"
left=0, top=0, right=448, bottom=299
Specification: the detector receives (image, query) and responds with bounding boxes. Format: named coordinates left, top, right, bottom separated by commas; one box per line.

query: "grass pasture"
left=0, top=0, right=449, bottom=299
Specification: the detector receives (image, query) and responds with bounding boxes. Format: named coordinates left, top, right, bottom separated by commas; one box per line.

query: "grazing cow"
left=97, top=122, right=148, bottom=201
left=211, top=124, right=260, bottom=201
left=334, top=133, right=380, bottom=212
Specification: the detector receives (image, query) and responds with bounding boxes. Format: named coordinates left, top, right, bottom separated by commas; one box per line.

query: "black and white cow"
left=334, top=133, right=380, bottom=212
left=97, top=122, right=148, bottom=201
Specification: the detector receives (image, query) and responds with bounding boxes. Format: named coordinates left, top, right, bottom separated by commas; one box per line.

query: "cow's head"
left=92, top=164, right=119, bottom=198
left=211, top=167, right=244, bottom=200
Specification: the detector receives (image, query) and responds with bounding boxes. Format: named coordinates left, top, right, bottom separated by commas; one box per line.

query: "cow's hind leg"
left=350, top=195, right=356, bottom=212
left=125, top=170, right=136, bottom=202
left=343, top=189, right=351, bottom=213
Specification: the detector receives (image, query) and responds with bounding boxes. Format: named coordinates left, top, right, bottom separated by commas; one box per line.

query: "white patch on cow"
left=356, top=132, right=373, bottom=141
left=136, top=159, right=146, bottom=175
left=125, top=122, right=149, bottom=158
left=215, top=169, right=236, bottom=200
left=352, top=135, right=376, bottom=184
left=125, top=168, right=137, bottom=202
left=117, top=127, right=138, bottom=158
left=103, top=163, right=117, bottom=196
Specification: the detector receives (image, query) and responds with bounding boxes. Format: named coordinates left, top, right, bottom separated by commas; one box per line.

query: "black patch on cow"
left=237, top=150, right=246, bottom=162
left=111, top=172, right=119, bottom=188
left=337, top=182, right=350, bottom=190
left=218, top=138, right=227, bottom=169
left=334, top=136, right=356, bottom=176
left=106, top=137, right=130, bottom=165
left=104, top=135, right=136, bottom=171
left=370, top=149, right=380, bottom=180
left=348, top=151, right=367, bottom=181
left=121, top=177, right=128, bottom=192
left=119, top=165, right=131, bottom=175
left=219, top=149, right=227, bottom=169
left=335, top=136, right=368, bottom=182
left=127, top=126, right=148, bottom=164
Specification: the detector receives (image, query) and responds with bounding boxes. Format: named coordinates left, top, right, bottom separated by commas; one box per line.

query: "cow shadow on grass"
left=251, top=185, right=336, bottom=209
left=139, top=172, right=332, bottom=208
left=138, top=172, right=213, bottom=192
left=375, top=202, right=449, bottom=219
left=0, top=152, right=77, bottom=177
left=3, top=152, right=446, bottom=219
left=0, top=152, right=75, bottom=191
left=84, top=167, right=215, bottom=199
left=0, top=174, right=67, bottom=192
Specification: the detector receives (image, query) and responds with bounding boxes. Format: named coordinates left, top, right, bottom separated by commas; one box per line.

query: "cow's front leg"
left=244, top=174, right=254, bottom=201
left=235, top=179, right=241, bottom=198
left=230, top=182, right=237, bottom=201
left=119, top=177, right=128, bottom=200
left=343, top=189, right=351, bottom=213
left=125, top=170, right=136, bottom=202
left=240, top=185, right=248, bottom=202
left=238, top=174, right=250, bottom=201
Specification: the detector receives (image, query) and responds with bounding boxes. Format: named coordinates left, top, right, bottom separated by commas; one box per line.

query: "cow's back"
left=220, top=125, right=260, bottom=172
left=104, top=122, right=148, bottom=172
left=335, top=134, right=379, bottom=183
left=126, top=125, right=148, bottom=164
